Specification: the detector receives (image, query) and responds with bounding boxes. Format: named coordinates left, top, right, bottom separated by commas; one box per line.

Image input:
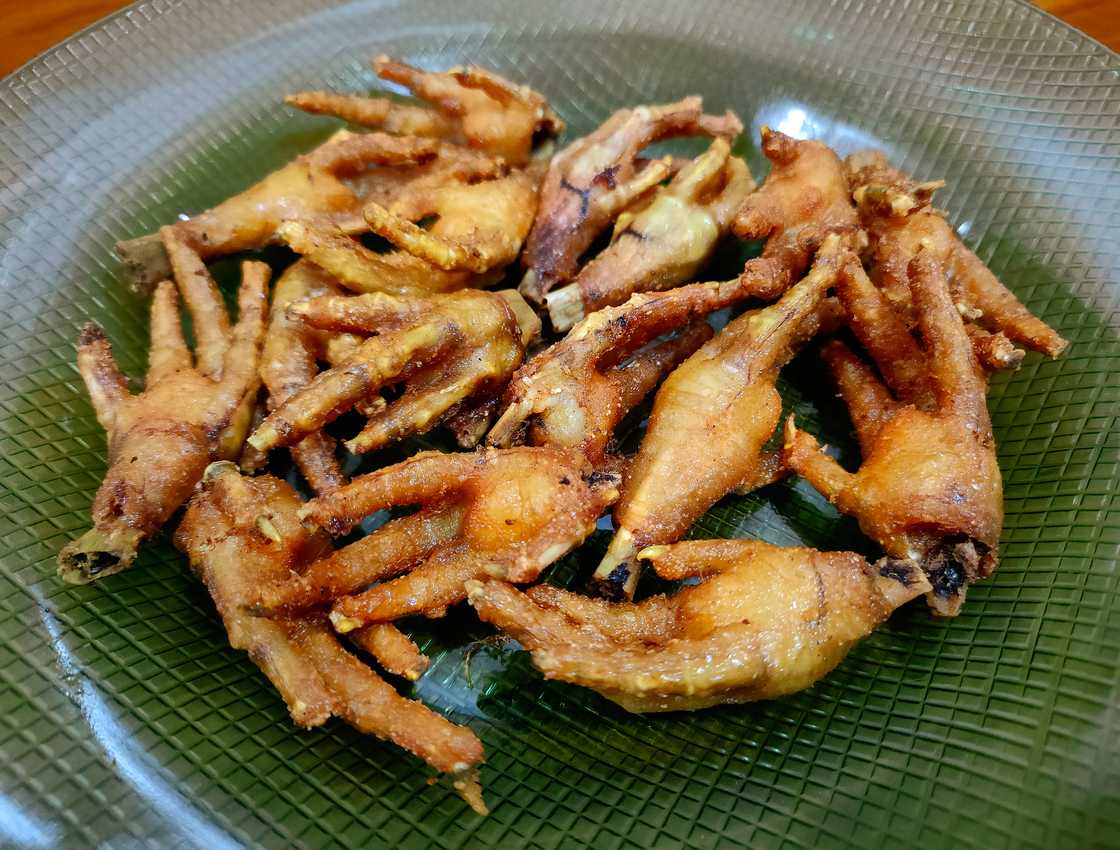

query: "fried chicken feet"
left=175, top=462, right=486, bottom=812
left=59, top=249, right=269, bottom=582
left=255, top=259, right=358, bottom=493
left=467, top=539, right=929, bottom=712
left=847, top=150, right=1067, bottom=357
left=247, top=288, right=539, bottom=456
left=594, top=237, right=846, bottom=599
left=289, top=57, right=561, bottom=166
left=488, top=274, right=780, bottom=465
left=730, top=127, right=860, bottom=299
left=117, top=132, right=440, bottom=291
left=544, top=138, right=754, bottom=331
left=520, top=97, right=743, bottom=303
left=257, top=447, right=618, bottom=630
left=784, top=254, right=1003, bottom=616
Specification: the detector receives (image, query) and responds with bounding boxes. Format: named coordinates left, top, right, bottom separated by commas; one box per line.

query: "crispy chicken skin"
left=594, top=236, right=847, bottom=599
left=544, top=138, right=754, bottom=331
left=289, top=57, right=561, bottom=165
left=784, top=254, right=1003, bottom=616
left=846, top=149, right=1067, bottom=358
left=467, top=540, right=930, bottom=712
left=520, top=97, right=743, bottom=303
left=255, top=447, right=618, bottom=630
left=731, top=127, right=861, bottom=298
left=58, top=242, right=269, bottom=583
left=247, top=288, right=539, bottom=456
left=175, top=463, right=486, bottom=813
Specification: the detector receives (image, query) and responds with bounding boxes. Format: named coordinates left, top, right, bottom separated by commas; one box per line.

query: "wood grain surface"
left=1, top=0, right=1116, bottom=78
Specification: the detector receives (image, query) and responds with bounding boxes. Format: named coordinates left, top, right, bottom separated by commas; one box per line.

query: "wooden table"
left=1, top=0, right=1117, bottom=78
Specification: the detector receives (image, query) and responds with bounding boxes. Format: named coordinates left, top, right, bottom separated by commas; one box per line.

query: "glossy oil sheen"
left=0, top=1, right=1117, bottom=848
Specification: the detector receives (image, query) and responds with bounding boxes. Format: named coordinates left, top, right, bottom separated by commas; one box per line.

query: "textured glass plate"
left=1, top=1, right=1118, bottom=848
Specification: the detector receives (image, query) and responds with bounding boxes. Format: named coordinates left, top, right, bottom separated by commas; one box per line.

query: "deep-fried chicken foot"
left=116, top=132, right=439, bottom=291
left=58, top=253, right=269, bottom=583
left=727, top=128, right=860, bottom=305
left=256, top=259, right=359, bottom=492
left=248, top=288, right=539, bottom=455
left=490, top=273, right=791, bottom=465
left=544, top=138, right=754, bottom=331
left=847, top=150, right=1067, bottom=357
left=276, top=448, right=618, bottom=630
left=521, top=97, right=743, bottom=302
left=290, top=57, right=561, bottom=165
left=467, top=539, right=930, bottom=712
left=362, top=167, right=539, bottom=274
left=784, top=254, right=1003, bottom=616
left=594, top=237, right=846, bottom=599
left=175, top=463, right=486, bottom=812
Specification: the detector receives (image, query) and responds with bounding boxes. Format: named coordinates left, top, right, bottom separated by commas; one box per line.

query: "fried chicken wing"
left=730, top=128, right=861, bottom=299
left=58, top=249, right=269, bottom=583
left=175, top=462, right=486, bottom=812
left=784, top=254, right=1004, bottom=615
left=267, top=447, right=619, bottom=631
left=247, top=288, right=539, bottom=456
left=594, top=236, right=846, bottom=598
left=544, top=138, right=755, bottom=331
left=467, top=539, right=930, bottom=712
left=520, top=97, right=743, bottom=303
left=489, top=273, right=782, bottom=465
left=847, top=150, right=1067, bottom=357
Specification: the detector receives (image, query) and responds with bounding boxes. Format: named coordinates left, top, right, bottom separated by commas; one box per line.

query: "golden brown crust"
left=489, top=275, right=765, bottom=466
left=278, top=447, right=619, bottom=630
left=467, top=540, right=929, bottom=712
left=595, top=237, right=847, bottom=598
left=731, top=128, right=861, bottom=298
left=785, top=255, right=1003, bottom=616
left=248, top=288, right=539, bottom=456
left=59, top=246, right=269, bottom=583
left=545, top=138, right=755, bottom=330
left=372, top=55, right=562, bottom=165
left=174, top=464, right=485, bottom=810
left=521, top=97, right=742, bottom=302
left=847, top=149, right=1067, bottom=357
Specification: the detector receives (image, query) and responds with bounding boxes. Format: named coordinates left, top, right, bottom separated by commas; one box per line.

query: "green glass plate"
left=1, top=1, right=1117, bottom=847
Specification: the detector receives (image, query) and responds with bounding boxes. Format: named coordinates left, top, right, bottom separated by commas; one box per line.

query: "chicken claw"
left=520, top=97, right=743, bottom=303
left=847, top=149, right=1067, bottom=357
left=595, top=236, right=847, bottom=599
left=730, top=128, right=861, bottom=299
left=175, top=462, right=486, bottom=812
left=247, top=288, right=539, bottom=456
left=277, top=447, right=619, bottom=630
left=116, top=131, right=440, bottom=290
left=256, top=259, right=358, bottom=493
left=467, top=539, right=930, bottom=712
left=489, top=274, right=782, bottom=465
left=784, top=254, right=1004, bottom=615
left=362, top=167, right=539, bottom=274
left=544, top=138, right=755, bottom=331
left=59, top=244, right=269, bottom=583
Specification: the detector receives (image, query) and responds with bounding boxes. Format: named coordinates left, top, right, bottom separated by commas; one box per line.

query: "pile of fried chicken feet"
left=62, top=57, right=1066, bottom=812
